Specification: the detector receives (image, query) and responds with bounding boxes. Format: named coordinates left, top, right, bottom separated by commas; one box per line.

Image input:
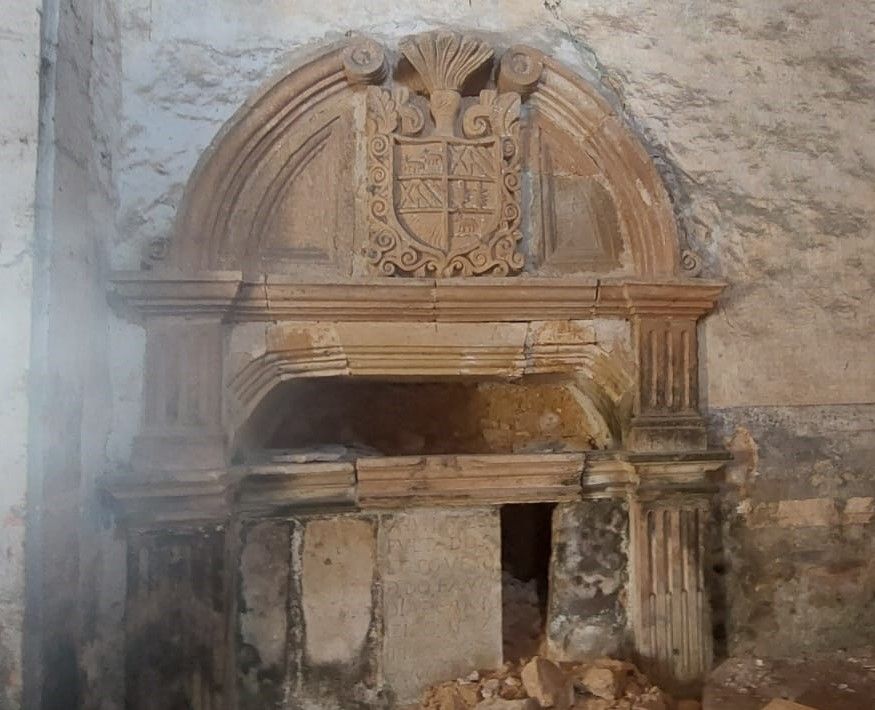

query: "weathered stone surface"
left=761, top=701, right=818, bottom=710
left=476, top=699, right=538, bottom=710
left=302, top=517, right=375, bottom=665
left=704, top=652, right=875, bottom=710
left=0, top=3, right=39, bottom=705
left=126, top=530, right=228, bottom=709
left=547, top=501, right=629, bottom=661
left=236, top=521, right=290, bottom=708
left=520, top=657, right=573, bottom=709
left=710, top=404, right=875, bottom=657
left=575, top=666, right=621, bottom=700
left=16, top=2, right=875, bottom=706
left=380, top=508, right=502, bottom=704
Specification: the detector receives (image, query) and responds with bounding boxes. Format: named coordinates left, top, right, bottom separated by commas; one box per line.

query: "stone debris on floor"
left=702, top=651, right=875, bottom=710
left=761, top=700, right=818, bottom=710
left=416, top=655, right=695, bottom=710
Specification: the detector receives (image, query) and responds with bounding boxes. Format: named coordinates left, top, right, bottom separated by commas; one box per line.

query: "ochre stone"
left=761, top=701, right=819, bottom=710
left=521, top=657, right=574, bottom=709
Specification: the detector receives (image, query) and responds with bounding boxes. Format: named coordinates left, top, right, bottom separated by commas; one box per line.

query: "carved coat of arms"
left=365, top=33, right=524, bottom=277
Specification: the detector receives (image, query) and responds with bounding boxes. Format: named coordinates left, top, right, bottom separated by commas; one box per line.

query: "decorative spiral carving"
left=681, top=249, right=702, bottom=276
left=343, top=38, right=387, bottom=86
left=498, top=45, right=544, bottom=96
left=370, top=134, right=390, bottom=156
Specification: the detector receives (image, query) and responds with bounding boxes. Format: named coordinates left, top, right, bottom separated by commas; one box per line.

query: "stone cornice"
left=103, top=449, right=728, bottom=527
left=109, top=271, right=726, bottom=322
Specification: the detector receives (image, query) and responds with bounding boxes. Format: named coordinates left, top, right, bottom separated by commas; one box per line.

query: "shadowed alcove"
left=234, top=376, right=608, bottom=459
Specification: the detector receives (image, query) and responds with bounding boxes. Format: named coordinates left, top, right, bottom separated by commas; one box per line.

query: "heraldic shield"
left=364, top=33, right=525, bottom=277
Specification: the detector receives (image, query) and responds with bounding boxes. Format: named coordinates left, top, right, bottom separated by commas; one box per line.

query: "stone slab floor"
left=703, top=650, right=875, bottom=709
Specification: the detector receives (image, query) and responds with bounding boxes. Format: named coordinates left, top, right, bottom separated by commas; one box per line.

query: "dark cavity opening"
left=236, top=377, right=597, bottom=460
left=501, top=502, right=555, bottom=663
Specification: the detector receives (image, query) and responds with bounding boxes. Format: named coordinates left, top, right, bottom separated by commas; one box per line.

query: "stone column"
left=625, top=455, right=724, bottom=696
left=627, top=316, right=707, bottom=452
left=124, top=528, right=228, bottom=709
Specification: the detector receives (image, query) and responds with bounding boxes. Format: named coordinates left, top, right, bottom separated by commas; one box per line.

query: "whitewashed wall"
left=0, top=1, right=41, bottom=705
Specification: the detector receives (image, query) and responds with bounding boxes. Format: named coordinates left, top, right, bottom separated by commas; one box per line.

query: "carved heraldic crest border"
left=364, top=33, right=525, bottom=277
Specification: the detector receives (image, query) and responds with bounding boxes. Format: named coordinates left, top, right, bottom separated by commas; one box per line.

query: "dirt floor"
left=703, top=650, right=875, bottom=709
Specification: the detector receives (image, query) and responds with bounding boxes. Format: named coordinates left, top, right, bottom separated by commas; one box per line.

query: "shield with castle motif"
left=364, top=32, right=525, bottom=277
left=392, top=135, right=502, bottom=258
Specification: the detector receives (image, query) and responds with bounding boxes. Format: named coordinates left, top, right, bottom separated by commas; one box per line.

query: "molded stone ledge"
left=237, top=461, right=357, bottom=514
left=104, top=450, right=727, bottom=526
left=627, top=414, right=709, bottom=452
left=109, top=272, right=725, bottom=322
left=357, top=453, right=586, bottom=508
left=103, top=469, right=232, bottom=528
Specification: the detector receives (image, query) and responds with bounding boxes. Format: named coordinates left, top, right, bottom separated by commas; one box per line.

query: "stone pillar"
left=121, top=316, right=230, bottom=709
left=628, top=497, right=712, bottom=694
left=546, top=500, right=630, bottom=661
left=628, top=316, right=707, bottom=452
left=132, top=316, right=226, bottom=473
left=625, top=454, right=724, bottom=696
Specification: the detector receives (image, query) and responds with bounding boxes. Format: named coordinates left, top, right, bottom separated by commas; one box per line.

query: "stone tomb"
left=107, top=30, right=727, bottom=710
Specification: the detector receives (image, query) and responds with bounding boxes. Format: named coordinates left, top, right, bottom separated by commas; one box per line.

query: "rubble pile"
left=418, top=656, right=701, bottom=710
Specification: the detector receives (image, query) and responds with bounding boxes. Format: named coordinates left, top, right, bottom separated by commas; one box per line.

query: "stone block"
left=520, top=656, right=574, bottom=709
left=547, top=501, right=628, bottom=661
left=302, top=517, right=376, bottom=665
left=380, top=508, right=503, bottom=704
left=761, top=701, right=819, bottom=710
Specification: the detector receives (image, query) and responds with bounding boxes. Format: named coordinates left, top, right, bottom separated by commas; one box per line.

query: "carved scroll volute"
left=343, top=38, right=388, bottom=86
left=498, top=45, right=544, bottom=97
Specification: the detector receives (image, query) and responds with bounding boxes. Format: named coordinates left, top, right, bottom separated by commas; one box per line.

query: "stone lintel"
left=357, top=453, right=585, bottom=508
left=109, top=272, right=725, bottom=322
left=105, top=450, right=726, bottom=526
left=237, top=461, right=357, bottom=514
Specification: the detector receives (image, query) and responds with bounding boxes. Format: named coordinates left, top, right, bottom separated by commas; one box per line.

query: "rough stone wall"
left=25, top=0, right=125, bottom=707
left=547, top=501, right=630, bottom=663
left=0, top=3, right=41, bottom=706
left=110, top=0, right=875, bottom=658
left=711, top=405, right=875, bottom=656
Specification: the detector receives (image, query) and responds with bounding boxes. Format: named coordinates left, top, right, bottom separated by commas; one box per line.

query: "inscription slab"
left=380, top=508, right=502, bottom=703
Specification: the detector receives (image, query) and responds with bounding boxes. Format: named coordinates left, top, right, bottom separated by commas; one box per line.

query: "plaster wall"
left=25, top=0, right=125, bottom=707
left=0, top=3, right=41, bottom=705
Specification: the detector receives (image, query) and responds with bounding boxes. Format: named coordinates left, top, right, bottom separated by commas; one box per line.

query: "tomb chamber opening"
left=235, top=376, right=604, bottom=460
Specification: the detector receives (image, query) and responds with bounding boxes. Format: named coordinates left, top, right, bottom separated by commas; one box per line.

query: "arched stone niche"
left=109, top=32, right=727, bottom=709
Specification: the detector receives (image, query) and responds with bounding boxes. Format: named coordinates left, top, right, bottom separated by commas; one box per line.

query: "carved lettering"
left=381, top=509, right=502, bottom=703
